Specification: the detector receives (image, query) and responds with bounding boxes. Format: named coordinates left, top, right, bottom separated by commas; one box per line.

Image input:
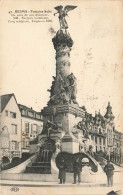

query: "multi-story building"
left=76, top=111, right=107, bottom=154
left=0, top=94, right=43, bottom=164
left=112, top=130, right=122, bottom=165
left=18, top=104, right=43, bottom=153
left=92, top=112, right=107, bottom=153
left=76, top=102, right=121, bottom=163
left=0, top=94, right=22, bottom=163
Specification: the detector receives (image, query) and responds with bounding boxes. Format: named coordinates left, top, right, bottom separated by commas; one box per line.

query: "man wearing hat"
left=73, top=158, right=82, bottom=184
left=58, top=159, right=66, bottom=184
left=104, top=160, right=115, bottom=187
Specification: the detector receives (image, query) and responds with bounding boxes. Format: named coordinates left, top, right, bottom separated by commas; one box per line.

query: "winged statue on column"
left=54, top=5, right=77, bottom=29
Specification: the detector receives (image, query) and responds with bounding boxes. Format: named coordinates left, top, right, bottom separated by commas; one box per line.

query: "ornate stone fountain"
left=28, top=6, right=101, bottom=177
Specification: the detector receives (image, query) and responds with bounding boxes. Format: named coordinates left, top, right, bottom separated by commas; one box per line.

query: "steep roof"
left=18, top=104, right=38, bottom=113
left=0, top=93, right=14, bottom=112
left=18, top=103, right=43, bottom=121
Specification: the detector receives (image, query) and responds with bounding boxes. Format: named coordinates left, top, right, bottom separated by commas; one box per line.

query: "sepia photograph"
left=0, top=0, right=123, bottom=195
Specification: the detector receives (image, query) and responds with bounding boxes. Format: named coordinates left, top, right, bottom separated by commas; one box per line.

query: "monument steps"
left=25, top=153, right=52, bottom=174
left=32, top=162, right=51, bottom=166
left=26, top=166, right=51, bottom=174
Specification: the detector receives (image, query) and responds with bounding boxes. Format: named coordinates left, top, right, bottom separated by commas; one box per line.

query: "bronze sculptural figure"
left=54, top=5, right=77, bottom=29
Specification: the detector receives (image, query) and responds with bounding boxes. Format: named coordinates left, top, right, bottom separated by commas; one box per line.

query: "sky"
left=0, top=0, right=123, bottom=131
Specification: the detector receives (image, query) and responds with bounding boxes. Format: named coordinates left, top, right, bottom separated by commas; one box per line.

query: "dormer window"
left=36, top=114, right=40, bottom=119
left=28, top=111, right=34, bottom=117
left=22, top=109, right=26, bottom=115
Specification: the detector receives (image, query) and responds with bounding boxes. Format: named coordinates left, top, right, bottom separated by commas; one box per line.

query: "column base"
left=61, top=132, right=79, bottom=154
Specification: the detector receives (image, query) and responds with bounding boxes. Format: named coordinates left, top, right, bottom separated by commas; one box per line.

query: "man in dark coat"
left=58, top=159, right=66, bottom=184
left=104, top=160, right=115, bottom=187
left=73, top=158, right=82, bottom=184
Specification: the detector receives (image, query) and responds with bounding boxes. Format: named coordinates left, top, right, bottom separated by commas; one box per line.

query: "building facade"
left=112, top=130, right=122, bottom=165
left=18, top=104, right=43, bottom=153
left=0, top=94, right=22, bottom=163
left=75, top=102, right=123, bottom=165
left=0, top=94, right=43, bottom=164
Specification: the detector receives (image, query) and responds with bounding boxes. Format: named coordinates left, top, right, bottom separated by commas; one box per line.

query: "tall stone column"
left=40, top=7, right=85, bottom=154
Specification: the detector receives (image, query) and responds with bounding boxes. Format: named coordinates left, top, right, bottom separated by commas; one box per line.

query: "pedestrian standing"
left=58, top=159, right=66, bottom=184
left=73, top=158, right=82, bottom=184
left=104, top=160, right=115, bottom=187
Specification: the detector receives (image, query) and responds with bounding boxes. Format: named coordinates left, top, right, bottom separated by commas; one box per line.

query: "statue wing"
left=54, top=5, right=63, bottom=12
left=64, top=5, right=77, bottom=14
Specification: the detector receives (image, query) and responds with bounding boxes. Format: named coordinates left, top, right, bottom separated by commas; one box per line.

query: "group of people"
left=58, top=158, right=115, bottom=187
left=58, top=157, right=82, bottom=184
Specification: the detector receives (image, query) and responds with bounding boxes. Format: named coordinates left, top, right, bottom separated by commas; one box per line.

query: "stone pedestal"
left=41, top=103, right=85, bottom=153
left=61, top=138, right=79, bottom=153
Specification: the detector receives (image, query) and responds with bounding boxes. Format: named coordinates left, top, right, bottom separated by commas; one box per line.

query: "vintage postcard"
left=0, top=0, right=123, bottom=195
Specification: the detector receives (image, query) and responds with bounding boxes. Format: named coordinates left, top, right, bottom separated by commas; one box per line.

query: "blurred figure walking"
left=104, top=160, right=115, bottom=187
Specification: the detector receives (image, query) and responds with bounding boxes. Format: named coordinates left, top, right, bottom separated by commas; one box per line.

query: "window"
left=31, top=124, right=37, bottom=134
left=28, top=112, right=34, bottom=117
left=109, top=138, right=111, bottom=144
left=99, top=137, right=101, bottom=144
left=5, top=110, right=8, bottom=116
left=96, top=146, right=97, bottom=152
left=103, top=129, right=105, bottom=135
left=107, top=138, right=109, bottom=144
left=11, top=124, right=17, bottom=134
left=22, top=138, right=29, bottom=148
left=99, top=128, right=102, bottom=134
left=95, top=127, right=98, bottom=132
left=25, top=122, right=29, bottom=133
left=36, top=114, right=40, bottom=119
left=103, top=138, right=105, bottom=145
left=25, top=141, right=29, bottom=147
left=91, top=135, right=93, bottom=140
left=11, top=141, right=19, bottom=150
left=22, top=110, right=26, bottom=115
left=95, top=137, right=97, bottom=144
left=113, top=140, right=115, bottom=146
left=10, top=112, right=16, bottom=118
left=117, top=143, right=120, bottom=147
